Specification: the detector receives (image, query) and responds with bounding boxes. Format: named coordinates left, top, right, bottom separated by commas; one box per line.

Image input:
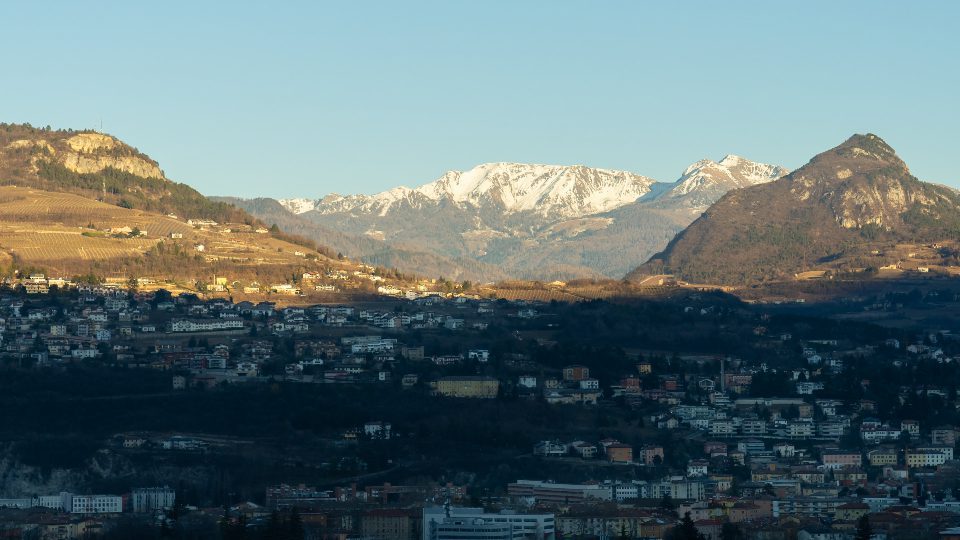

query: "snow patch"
left=278, top=198, right=318, bottom=214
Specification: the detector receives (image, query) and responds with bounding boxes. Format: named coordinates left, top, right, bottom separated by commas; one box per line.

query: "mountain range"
left=7, top=122, right=954, bottom=293
left=629, top=134, right=960, bottom=285
left=231, top=156, right=788, bottom=281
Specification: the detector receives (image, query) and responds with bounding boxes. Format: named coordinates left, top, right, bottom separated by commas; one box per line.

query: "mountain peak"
left=718, top=154, right=744, bottom=167
left=841, top=133, right=896, bottom=155
left=788, top=132, right=909, bottom=189
left=655, top=155, right=788, bottom=208
left=631, top=133, right=960, bottom=285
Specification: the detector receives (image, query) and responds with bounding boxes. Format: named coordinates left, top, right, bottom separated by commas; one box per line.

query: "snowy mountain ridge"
left=655, top=155, right=790, bottom=209
left=282, top=157, right=787, bottom=219
left=268, top=154, right=788, bottom=280
left=283, top=163, right=658, bottom=219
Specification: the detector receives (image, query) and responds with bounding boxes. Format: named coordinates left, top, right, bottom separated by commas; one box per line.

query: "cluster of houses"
left=0, top=487, right=173, bottom=515
left=7, top=274, right=960, bottom=537
left=533, top=439, right=664, bottom=465
left=0, top=487, right=175, bottom=535
left=0, top=280, right=568, bottom=408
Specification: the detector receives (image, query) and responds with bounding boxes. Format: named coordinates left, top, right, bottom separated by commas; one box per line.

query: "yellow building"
left=868, top=449, right=898, bottom=467
left=434, top=376, right=500, bottom=398
left=835, top=502, right=869, bottom=521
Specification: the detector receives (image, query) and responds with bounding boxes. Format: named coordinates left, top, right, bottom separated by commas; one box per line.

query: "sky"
left=1, top=1, right=958, bottom=198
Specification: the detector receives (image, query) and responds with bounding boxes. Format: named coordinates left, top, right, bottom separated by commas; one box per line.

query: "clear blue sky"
left=1, top=1, right=958, bottom=198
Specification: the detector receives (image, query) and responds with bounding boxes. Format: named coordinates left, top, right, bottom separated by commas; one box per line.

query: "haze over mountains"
left=232, top=156, right=788, bottom=281
left=631, top=134, right=960, bottom=285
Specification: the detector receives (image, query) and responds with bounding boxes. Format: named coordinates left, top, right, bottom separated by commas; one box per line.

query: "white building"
left=364, top=421, right=392, bottom=440
left=687, top=460, right=709, bottom=477
left=786, top=420, right=816, bottom=439
left=796, top=382, right=825, bottom=395
left=350, top=339, right=397, bottom=354
left=533, top=440, right=568, bottom=457
left=518, top=375, right=537, bottom=389
left=71, top=348, right=98, bottom=359
left=468, top=349, right=490, bottom=362
left=709, top=419, right=735, bottom=436
left=741, top=419, right=768, bottom=436
left=608, top=481, right=639, bottom=502
left=66, top=494, right=124, bottom=514
left=650, top=478, right=706, bottom=501
left=423, top=506, right=555, bottom=540
left=169, top=318, right=244, bottom=333
left=579, top=378, right=600, bottom=390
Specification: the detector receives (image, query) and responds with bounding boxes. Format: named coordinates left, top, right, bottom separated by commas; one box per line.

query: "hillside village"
left=3, top=0, right=960, bottom=536
left=2, top=278, right=960, bottom=538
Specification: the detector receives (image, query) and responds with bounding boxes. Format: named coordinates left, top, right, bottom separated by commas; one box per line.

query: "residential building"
left=741, top=419, right=768, bottom=436
left=868, top=448, right=898, bottom=467
left=905, top=446, right=953, bottom=468
left=821, top=451, right=862, bottom=470
left=606, top=444, right=633, bottom=464
left=534, top=441, right=568, bottom=458
left=168, top=318, right=244, bottom=333
left=563, top=365, right=590, bottom=382
left=641, top=445, right=665, bottom=465
left=932, top=427, right=957, bottom=446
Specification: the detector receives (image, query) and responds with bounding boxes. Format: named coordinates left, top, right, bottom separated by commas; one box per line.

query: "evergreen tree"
left=668, top=512, right=705, bottom=540
left=720, top=522, right=742, bottom=540
left=286, top=507, right=304, bottom=540
left=264, top=510, right=283, bottom=540
left=855, top=515, right=872, bottom=540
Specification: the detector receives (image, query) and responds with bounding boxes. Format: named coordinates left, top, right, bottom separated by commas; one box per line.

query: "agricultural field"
left=0, top=231, right=156, bottom=261
left=487, top=287, right=584, bottom=302
left=0, top=187, right=193, bottom=234
left=0, top=186, right=336, bottom=277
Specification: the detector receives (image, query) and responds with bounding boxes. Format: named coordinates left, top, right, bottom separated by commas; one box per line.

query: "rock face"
left=271, top=157, right=786, bottom=280
left=60, top=133, right=164, bottom=179
left=0, top=124, right=261, bottom=229
left=5, top=132, right=165, bottom=180
left=59, top=151, right=164, bottom=180
left=0, top=447, right=215, bottom=499
left=65, top=133, right=120, bottom=153
left=629, top=134, right=960, bottom=285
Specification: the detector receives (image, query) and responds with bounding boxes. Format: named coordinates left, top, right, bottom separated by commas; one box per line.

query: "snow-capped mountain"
left=277, top=197, right=318, bottom=214
left=653, top=155, right=789, bottom=209
left=283, top=163, right=658, bottom=220
left=266, top=155, right=787, bottom=280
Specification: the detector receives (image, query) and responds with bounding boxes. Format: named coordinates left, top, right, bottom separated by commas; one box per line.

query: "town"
left=2, top=275, right=960, bottom=540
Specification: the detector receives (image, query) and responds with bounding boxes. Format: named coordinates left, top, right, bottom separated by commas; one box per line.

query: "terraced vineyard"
left=489, top=288, right=584, bottom=302
left=0, top=187, right=194, bottom=234
left=1, top=232, right=155, bottom=261
left=0, top=186, right=338, bottom=281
